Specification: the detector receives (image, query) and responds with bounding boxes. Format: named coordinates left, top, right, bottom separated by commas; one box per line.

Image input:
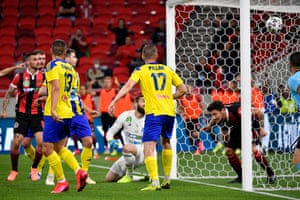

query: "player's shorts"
left=226, top=125, right=242, bottom=149
left=143, top=114, right=175, bottom=142
left=70, top=114, right=92, bottom=139
left=14, top=112, right=43, bottom=136
left=43, top=116, right=71, bottom=143
left=110, top=144, right=144, bottom=177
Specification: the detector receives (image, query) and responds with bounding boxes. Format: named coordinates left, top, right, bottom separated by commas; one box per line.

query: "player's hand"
left=1, top=110, right=7, bottom=118
left=34, top=97, right=45, bottom=106
left=109, top=139, right=120, bottom=150
left=51, top=110, right=63, bottom=123
left=90, top=110, right=100, bottom=118
left=16, top=63, right=25, bottom=69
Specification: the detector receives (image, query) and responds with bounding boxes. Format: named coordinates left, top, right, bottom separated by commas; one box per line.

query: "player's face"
left=136, top=96, right=145, bottom=114
left=29, top=55, right=39, bottom=70
left=210, top=109, right=225, bottom=124
left=37, top=54, right=46, bottom=69
left=67, top=53, right=78, bottom=67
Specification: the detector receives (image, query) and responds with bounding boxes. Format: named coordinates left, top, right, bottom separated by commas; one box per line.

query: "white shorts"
left=110, top=144, right=144, bottom=177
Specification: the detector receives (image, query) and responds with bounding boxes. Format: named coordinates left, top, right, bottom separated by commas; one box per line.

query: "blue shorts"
left=143, top=114, right=175, bottom=142
left=43, top=116, right=71, bottom=143
left=70, top=114, right=92, bottom=139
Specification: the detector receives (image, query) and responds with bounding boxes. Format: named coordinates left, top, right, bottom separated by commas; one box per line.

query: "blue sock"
left=297, top=163, right=300, bottom=171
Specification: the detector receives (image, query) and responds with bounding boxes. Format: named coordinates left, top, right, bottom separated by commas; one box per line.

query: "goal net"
left=166, top=0, right=300, bottom=191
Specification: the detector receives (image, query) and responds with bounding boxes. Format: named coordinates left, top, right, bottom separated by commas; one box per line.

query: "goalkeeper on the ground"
left=105, top=95, right=149, bottom=183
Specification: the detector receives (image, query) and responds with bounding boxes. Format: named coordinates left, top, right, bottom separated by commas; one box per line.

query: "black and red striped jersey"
left=11, top=70, right=45, bottom=115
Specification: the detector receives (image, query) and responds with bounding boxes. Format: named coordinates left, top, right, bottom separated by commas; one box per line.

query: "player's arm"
left=50, top=79, right=62, bottom=122
left=252, top=107, right=265, bottom=137
left=108, top=79, right=136, bottom=115
left=106, top=114, right=124, bottom=142
left=82, top=102, right=100, bottom=118
left=34, top=85, right=47, bottom=106
left=0, top=63, right=25, bottom=77
left=1, top=85, right=16, bottom=118
left=173, top=83, right=187, bottom=99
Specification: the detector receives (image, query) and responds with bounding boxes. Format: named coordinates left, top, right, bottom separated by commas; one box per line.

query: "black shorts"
left=226, top=125, right=241, bottom=149
left=101, top=112, right=116, bottom=132
left=296, top=137, right=300, bottom=149
left=14, top=112, right=43, bottom=136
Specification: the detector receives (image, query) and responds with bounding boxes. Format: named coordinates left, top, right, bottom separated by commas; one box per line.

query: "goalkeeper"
left=287, top=51, right=300, bottom=171
left=105, top=95, right=148, bottom=183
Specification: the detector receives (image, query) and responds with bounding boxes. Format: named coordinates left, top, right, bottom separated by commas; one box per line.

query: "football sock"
left=253, top=150, right=274, bottom=176
left=162, top=149, right=173, bottom=180
left=47, top=151, right=65, bottom=181
left=37, top=155, right=46, bottom=172
left=58, top=147, right=80, bottom=173
left=32, top=147, right=43, bottom=168
left=24, top=145, right=36, bottom=161
left=227, top=151, right=242, bottom=178
left=11, top=150, right=20, bottom=171
left=144, top=156, right=159, bottom=182
left=81, top=147, right=92, bottom=172
left=48, top=165, right=54, bottom=175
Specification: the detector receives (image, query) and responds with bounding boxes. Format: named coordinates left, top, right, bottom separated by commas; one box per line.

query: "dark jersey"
left=11, top=70, right=44, bottom=115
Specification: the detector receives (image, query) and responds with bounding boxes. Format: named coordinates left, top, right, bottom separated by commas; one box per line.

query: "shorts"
left=43, top=116, right=71, bottom=143
left=70, top=114, right=92, bottom=139
left=14, top=112, right=43, bottom=136
left=110, top=144, right=144, bottom=177
left=226, top=125, right=242, bottom=149
left=143, top=114, right=175, bottom=142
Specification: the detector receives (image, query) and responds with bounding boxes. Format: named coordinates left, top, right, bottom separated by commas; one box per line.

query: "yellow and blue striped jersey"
left=130, top=63, right=183, bottom=116
left=44, top=58, right=76, bottom=118
left=70, top=72, right=84, bottom=115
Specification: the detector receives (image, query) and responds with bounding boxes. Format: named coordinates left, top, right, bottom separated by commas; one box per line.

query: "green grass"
left=0, top=154, right=299, bottom=200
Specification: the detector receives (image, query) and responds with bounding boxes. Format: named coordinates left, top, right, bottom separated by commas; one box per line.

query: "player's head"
left=33, top=49, right=46, bottom=69
left=289, top=52, right=300, bottom=72
left=135, top=95, right=145, bottom=115
left=25, top=51, right=39, bottom=71
left=79, top=84, right=87, bottom=96
left=141, top=44, right=158, bottom=62
left=207, top=100, right=226, bottom=124
left=51, top=39, right=67, bottom=58
left=65, top=48, right=78, bottom=67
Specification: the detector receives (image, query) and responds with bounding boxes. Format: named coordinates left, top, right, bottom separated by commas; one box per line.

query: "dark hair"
left=135, top=95, right=144, bottom=102
left=66, top=48, right=76, bottom=57
left=51, top=39, right=66, bottom=56
left=33, top=49, right=45, bottom=55
left=290, top=52, right=300, bottom=68
left=207, top=100, right=225, bottom=112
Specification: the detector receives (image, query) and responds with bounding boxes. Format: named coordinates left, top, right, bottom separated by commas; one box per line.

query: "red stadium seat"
left=1, top=6, right=18, bottom=18
left=75, top=18, right=91, bottom=30
left=113, top=66, right=130, bottom=84
left=18, top=17, right=36, bottom=31
left=52, top=27, right=72, bottom=42
left=19, top=5, right=37, bottom=18
left=55, top=18, right=73, bottom=28
left=35, top=27, right=53, bottom=38
left=36, top=14, right=55, bottom=28
left=0, top=18, right=18, bottom=29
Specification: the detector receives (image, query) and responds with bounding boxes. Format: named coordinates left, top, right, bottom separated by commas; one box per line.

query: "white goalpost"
left=166, top=0, right=300, bottom=191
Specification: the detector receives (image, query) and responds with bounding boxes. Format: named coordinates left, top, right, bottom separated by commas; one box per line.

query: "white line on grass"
left=90, top=164, right=299, bottom=200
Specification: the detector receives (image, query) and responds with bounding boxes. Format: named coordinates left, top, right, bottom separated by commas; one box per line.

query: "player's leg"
left=22, top=136, right=35, bottom=160
left=29, top=131, right=43, bottom=180
left=8, top=133, right=24, bottom=181
left=225, top=127, right=242, bottom=183
left=117, top=144, right=137, bottom=183
left=105, top=157, right=126, bottom=182
left=160, top=115, right=175, bottom=189
left=141, top=115, right=161, bottom=191
left=252, top=144, right=276, bottom=184
left=293, top=140, right=300, bottom=171
left=43, top=116, right=69, bottom=193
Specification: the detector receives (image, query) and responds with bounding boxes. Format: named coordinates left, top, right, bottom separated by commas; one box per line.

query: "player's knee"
left=225, top=148, right=234, bottom=157
left=123, top=153, right=136, bottom=165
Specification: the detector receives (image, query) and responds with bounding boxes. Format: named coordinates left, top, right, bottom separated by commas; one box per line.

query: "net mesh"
left=170, top=0, right=300, bottom=190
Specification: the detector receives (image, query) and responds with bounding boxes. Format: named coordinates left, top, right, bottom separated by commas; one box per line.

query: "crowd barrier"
left=0, top=114, right=298, bottom=154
